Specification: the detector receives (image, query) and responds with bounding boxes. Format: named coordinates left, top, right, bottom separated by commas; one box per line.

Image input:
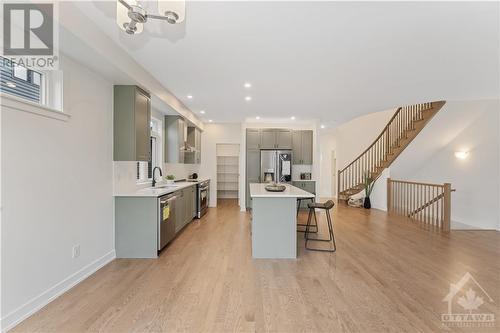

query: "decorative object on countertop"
left=191, top=173, right=198, bottom=179
left=165, top=175, right=175, bottom=185
left=363, top=172, right=377, bottom=209
left=300, top=172, right=312, bottom=180
left=265, top=183, right=286, bottom=192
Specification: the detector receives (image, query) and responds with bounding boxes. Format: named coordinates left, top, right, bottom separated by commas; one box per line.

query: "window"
left=137, top=118, right=162, bottom=182
left=1, top=57, right=43, bottom=103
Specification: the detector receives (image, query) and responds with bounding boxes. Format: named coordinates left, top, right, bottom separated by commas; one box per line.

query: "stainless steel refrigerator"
left=260, top=150, right=292, bottom=183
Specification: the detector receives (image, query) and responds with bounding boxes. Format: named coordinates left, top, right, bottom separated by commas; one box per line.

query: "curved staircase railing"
left=338, top=101, right=446, bottom=200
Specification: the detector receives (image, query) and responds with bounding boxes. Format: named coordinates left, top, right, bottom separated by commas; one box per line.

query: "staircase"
left=338, top=101, right=446, bottom=201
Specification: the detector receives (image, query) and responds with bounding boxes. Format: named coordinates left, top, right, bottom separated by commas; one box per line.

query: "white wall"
left=200, top=123, right=242, bottom=207
left=1, top=55, right=115, bottom=330
left=318, top=109, right=394, bottom=207
left=391, top=100, right=500, bottom=230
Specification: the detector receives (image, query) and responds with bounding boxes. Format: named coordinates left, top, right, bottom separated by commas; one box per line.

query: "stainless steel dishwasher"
left=158, top=193, right=177, bottom=251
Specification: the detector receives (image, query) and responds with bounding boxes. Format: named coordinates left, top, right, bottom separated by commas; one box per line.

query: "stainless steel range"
left=196, top=180, right=210, bottom=218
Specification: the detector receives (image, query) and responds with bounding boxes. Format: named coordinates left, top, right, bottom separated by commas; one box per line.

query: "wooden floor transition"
left=12, top=199, right=500, bottom=332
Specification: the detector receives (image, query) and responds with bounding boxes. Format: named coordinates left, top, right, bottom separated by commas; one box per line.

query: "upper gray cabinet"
left=185, top=126, right=201, bottom=164
left=260, top=129, right=275, bottom=149
left=246, top=129, right=261, bottom=149
left=292, top=130, right=313, bottom=165
left=165, top=116, right=186, bottom=163
left=165, top=116, right=202, bottom=164
left=276, top=129, right=292, bottom=149
left=260, top=129, right=292, bottom=149
left=113, top=85, right=151, bottom=161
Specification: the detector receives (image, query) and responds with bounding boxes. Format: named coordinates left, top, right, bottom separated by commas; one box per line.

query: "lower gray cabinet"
left=175, top=190, right=185, bottom=233
left=246, top=149, right=261, bottom=209
left=175, top=185, right=197, bottom=232
left=293, top=181, right=316, bottom=209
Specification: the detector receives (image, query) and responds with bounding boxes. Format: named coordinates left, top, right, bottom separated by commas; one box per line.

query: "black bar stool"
left=297, top=197, right=317, bottom=233
left=305, top=200, right=336, bottom=252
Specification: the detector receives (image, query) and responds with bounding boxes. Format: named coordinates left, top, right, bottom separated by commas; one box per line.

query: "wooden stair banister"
left=338, top=101, right=446, bottom=200
left=408, top=188, right=456, bottom=217
left=387, top=179, right=454, bottom=232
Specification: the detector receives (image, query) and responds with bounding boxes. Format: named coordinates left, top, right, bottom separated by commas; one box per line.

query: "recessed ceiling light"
left=200, top=110, right=206, bottom=114
left=244, top=82, right=252, bottom=88
left=245, top=96, right=252, bottom=101
left=208, top=119, right=213, bottom=123
left=321, top=124, right=325, bottom=129
left=291, top=116, right=296, bottom=120
left=187, top=95, right=193, bottom=99
left=5, top=81, right=16, bottom=88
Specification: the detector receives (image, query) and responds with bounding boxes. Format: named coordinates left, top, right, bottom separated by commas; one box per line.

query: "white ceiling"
left=72, top=1, right=499, bottom=125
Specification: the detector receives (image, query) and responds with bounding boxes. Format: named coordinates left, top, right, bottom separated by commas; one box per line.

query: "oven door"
left=198, top=185, right=209, bottom=218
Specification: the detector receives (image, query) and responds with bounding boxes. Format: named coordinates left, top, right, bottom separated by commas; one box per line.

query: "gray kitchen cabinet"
left=175, top=189, right=186, bottom=233
left=113, top=85, right=151, bottom=161
left=276, top=129, right=292, bottom=149
left=174, top=185, right=197, bottom=233
left=185, top=185, right=196, bottom=221
left=260, top=129, right=276, bottom=149
left=115, top=197, right=157, bottom=258
left=185, top=126, right=202, bottom=164
left=260, top=129, right=292, bottom=149
left=293, top=181, right=316, bottom=209
left=195, top=128, right=201, bottom=164
left=292, top=130, right=313, bottom=165
left=246, top=149, right=261, bottom=209
left=246, top=129, right=261, bottom=149
left=165, top=116, right=187, bottom=163
left=301, top=130, right=313, bottom=164
left=292, top=130, right=302, bottom=164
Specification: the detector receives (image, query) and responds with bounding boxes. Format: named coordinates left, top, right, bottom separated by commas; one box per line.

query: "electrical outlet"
left=72, top=245, right=80, bottom=259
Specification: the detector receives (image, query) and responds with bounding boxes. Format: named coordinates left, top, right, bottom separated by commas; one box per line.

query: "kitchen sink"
left=152, top=185, right=179, bottom=189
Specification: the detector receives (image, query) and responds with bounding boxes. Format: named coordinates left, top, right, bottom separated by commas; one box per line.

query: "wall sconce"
left=454, top=151, right=469, bottom=160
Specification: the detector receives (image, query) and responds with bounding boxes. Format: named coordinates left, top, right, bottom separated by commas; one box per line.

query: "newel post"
left=337, top=170, right=341, bottom=200
left=386, top=178, right=392, bottom=213
left=443, top=183, right=451, bottom=232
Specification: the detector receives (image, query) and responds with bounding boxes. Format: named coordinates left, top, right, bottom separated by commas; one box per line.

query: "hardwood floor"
left=12, top=199, right=500, bottom=332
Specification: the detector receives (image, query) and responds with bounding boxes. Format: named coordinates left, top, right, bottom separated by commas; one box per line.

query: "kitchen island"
left=249, top=183, right=315, bottom=259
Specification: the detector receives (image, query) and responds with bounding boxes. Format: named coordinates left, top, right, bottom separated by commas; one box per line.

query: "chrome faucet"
left=152, top=166, right=163, bottom=187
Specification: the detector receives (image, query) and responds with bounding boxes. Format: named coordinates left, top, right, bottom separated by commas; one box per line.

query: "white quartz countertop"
left=114, top=178, right=209, bottom=198
left=250, top=183, right=315, bottom=198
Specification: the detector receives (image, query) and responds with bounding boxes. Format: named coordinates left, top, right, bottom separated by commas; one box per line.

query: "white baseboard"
left=1, top=250, right=116, bottom=332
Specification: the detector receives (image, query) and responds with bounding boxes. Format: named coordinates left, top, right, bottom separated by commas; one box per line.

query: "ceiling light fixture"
left=291, top=116, right=296, bottom=120
left=5, top=81, right=16, bottom=88
left=245, top=96, right=252, bottom=101
left=244, top=82, right=252, bottom=88
left=454, top=151, right=469, bottom=160
left=187, top=95, right=193, bottom=99
left=320, top=124, right=325, bottom=129
left=208, top=119, right=213, bottom=123
left=116, top=0, right=185, bottom=35
left=255, top=116, right=260, bottom=120
left=200, top=110, right=206, bottom=114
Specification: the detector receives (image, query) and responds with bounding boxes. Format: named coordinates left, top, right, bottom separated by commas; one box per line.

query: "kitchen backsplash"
left=163, top=163, right=201, bottom=180
left=113, top=161, right=202, bottom=194
left=292, top=164, right=313, bottom=180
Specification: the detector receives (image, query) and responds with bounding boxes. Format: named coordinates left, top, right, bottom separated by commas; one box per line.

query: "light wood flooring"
left=12, top=199, right=500, bottom=332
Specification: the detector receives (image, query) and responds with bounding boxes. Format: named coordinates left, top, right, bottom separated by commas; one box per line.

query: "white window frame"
left=137, top=117, right=163, bottom=183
